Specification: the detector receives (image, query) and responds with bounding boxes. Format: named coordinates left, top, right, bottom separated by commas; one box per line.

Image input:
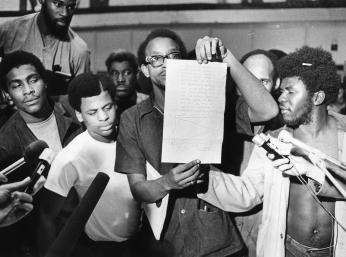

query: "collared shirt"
left=115, top=97, right=243, bottom=257
left=0, top=13, right=90, bottom=77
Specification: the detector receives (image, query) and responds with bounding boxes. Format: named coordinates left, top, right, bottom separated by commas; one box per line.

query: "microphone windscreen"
left=24, top=140, right=49, bottom=162
left=45, top=172, right=110, bottom=257
left=278, top=130, right=292, bottom=143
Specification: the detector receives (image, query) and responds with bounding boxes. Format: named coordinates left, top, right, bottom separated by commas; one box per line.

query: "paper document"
left=143, top=162, right=169, bottom=240
left=162, top=59, right=226, bottom=163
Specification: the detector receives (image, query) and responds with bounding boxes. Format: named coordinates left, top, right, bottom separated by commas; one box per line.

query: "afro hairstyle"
left=277, top=46, right=340, bottom=105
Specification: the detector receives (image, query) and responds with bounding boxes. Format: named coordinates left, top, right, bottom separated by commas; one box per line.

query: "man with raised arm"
left=198, top=46, right=346, bottom=257
left=115, top=30, right=278, bottom=257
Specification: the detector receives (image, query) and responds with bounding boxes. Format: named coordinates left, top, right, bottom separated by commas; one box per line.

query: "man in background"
left=0, top=0, right=90, bottom=80
left=232, top=49, right=279, bottom=257
left=105, top=49, right=148, bottom=126
left=0, top=0, right=90, bottom=121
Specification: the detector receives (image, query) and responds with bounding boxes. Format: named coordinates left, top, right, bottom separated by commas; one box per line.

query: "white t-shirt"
left=44, top=131, right=141, bottom=242
left=27, top=112, right=62, bottom=155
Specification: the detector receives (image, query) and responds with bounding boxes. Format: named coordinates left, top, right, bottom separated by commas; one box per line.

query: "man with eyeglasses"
left=105, top=49, right=149, bottom=126
left=115, top=29, right=278, bottom=257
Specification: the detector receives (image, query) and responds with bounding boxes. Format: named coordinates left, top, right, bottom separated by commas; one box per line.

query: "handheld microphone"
left=279, top=130, right=346, bottom=198
left=278, top=130, right=346, bottom=173
left=45, top=172, right=110, bottom=257
left=0, top=140, right=48, bottom=176
left=25, top=148, right=54, bottom=194
left=252, top=133, right=288, bottom=160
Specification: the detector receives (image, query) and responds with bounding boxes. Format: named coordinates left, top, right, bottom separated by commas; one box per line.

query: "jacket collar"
left=12, top=109, right=79, bottom=146
left=138, top=94, right=156, bottom=119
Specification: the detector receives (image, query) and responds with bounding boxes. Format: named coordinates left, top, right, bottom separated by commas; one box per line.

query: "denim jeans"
left=285, top=234, right=333, bottom=257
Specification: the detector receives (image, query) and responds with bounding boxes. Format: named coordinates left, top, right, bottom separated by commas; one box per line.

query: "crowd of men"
left=0, top=1, right=345, bottom=257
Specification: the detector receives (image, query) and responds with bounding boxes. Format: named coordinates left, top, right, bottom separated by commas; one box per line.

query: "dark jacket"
left=0, top=110, right=82, bottom=257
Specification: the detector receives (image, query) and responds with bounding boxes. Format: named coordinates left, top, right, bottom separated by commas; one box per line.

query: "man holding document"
left=115, top=29, right=278, bottom=257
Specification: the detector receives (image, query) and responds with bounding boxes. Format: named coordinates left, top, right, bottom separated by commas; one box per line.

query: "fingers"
left=174, top=160, right=201, bottom=175
left=195, top=38, right=203, bottom=64
left=32, top=176, right=46, bottom=195
left=11, top=191, right=33, bottom=204
left=180, top=167, right=201, bottom=187
left=327, top=109, right=339, bottom=118
left=217, top=40, right=226, bottom=58
left=15, top=203, right=34, bottom=214
left=0, top=174, right=8, bottom=183
left=0, top=177, right=30, bottom=192
left=195, top=36, right=225, bottom=64
left=167, top=160, right=201, bottom=190
left=272, top=157, right=293, bottom=172
left=210, top=38, right=217, bottom=56
left=196, top=38, right=208, bottom=64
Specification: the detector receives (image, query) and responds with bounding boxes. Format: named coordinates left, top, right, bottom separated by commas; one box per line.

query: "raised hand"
left=195, top=36, right=229, bottom=64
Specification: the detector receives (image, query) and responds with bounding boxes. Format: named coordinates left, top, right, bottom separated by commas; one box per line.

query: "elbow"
left=263, top=102, right=279, bottom=121
left=252, top=101, right=279, bottom=122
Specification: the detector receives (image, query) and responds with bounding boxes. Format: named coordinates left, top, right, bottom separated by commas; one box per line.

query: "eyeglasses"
left=145, top=52, right=182, bottom=68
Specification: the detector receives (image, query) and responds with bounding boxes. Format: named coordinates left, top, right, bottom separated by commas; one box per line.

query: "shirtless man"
left=197, top=46, right=346, bottom=257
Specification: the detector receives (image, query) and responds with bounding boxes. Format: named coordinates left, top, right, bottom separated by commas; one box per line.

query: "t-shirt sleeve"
left=44, top=155, right=78, bottom=197
left=235, top=96, right=253, bottom=136
left=115, top=109, right=146, bottom=175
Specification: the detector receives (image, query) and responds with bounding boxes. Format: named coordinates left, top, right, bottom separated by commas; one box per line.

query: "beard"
left=283, top=98, right=313, bottom=128
left=41, top=4, right=70, bottom=39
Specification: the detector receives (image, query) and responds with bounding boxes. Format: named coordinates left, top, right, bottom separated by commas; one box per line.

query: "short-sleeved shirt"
left=0, top=13, right=90, bottom=77
left=45, top=131, right=141, bottom=242
left=115, top=97, right=243, bottom=257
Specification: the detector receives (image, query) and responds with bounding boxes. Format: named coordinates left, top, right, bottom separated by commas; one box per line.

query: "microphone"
left=252, top=133, right=289, bottom=160
left=24, top=148, right=55, bottom=194
left=0, top=140, right=48, bottom=176
left=278, top=130, right=346, bottom=187
left=278, top=130, right=346, bottom=172
left=45, top=172, right=110, bottom=257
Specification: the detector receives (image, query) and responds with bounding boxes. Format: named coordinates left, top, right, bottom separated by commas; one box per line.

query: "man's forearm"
left=198, top=168, right=263, bottom=212
left=131, top=176, right=171, bottom=203
left=223, top=51, right=278, bottom=122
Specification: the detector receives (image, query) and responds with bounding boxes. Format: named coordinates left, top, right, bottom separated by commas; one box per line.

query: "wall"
left=1, top=6, right=345, bottom=75
left=70, top=8, right=346, bottom=74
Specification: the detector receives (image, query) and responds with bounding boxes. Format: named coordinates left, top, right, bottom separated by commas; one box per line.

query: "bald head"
left=243, top=54, right=275, bottom=92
